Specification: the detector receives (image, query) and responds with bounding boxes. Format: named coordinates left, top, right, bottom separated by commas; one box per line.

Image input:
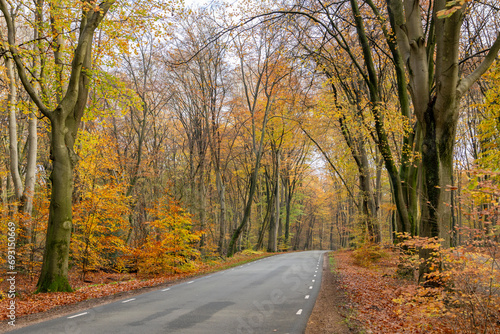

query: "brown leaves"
left=437, top=0, right=468, bottom=18
left=336, top=234, right=500, bottom=333
left=334, top=248, right=496, bottom=333
left=334, top=250, right=411, bottom=333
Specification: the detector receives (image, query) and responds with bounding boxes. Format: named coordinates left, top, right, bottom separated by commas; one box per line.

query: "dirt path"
left=306, top=252, right=357, bottom=334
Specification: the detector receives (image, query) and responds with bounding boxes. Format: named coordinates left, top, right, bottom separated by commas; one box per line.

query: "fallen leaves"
left=335, top=250, right=452, bottom=334
left=335, top=247, right=500, bottom=334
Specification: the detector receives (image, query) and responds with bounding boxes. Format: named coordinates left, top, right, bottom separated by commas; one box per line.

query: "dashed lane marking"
left=162, top=288, right=170, bottom=291
left=67, top=312, right=87, bottom=319
left=122, top=298, right=136, bottom=303
left=305, top=295, right=310, bottom=299
left=296, top=309, right=303, bottom=315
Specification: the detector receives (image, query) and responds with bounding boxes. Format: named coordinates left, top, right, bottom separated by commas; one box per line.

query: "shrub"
left=351, top=243, right=388, bottom=268
left=395, top=232, right=500, bottom=333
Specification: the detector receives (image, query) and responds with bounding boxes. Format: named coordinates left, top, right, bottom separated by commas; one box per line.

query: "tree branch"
left=300, top=124, right=360, bottom=209
left=0, top=0, right=51, bottom=117
left=457, top=32, right=500, bottom=98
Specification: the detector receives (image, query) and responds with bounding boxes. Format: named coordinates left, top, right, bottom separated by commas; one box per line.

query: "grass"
left=329, top=252, right=337, bottom=273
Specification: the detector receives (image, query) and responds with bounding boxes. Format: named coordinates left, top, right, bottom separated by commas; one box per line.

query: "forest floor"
left=307, top=248, right=500, bottom=334
left=306, top=249, right=408, bottom=334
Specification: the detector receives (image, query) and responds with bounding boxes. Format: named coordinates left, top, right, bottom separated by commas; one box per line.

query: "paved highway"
left=11, top=251, right=326, bottom=334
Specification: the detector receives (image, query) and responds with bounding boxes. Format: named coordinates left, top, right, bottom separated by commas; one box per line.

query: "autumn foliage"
left=131, top=190, right=202, bottom=275
left=334, top=241, right=500, bottom=334
left=0, top=0, right=499, bottom=328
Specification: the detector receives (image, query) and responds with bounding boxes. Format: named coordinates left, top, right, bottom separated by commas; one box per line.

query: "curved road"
left=11, top=251, right=326, bottom=334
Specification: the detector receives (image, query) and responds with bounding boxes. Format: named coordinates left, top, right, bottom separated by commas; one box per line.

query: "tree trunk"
left=284, top=176, right=292, bottom=249
left=227, top=163, right=261, bottom=256
left=198, top=166, right=207, bottom=249
left=419, top=98, right=457, bottom=245
left=36, top=119, right=75, bottom=292
left=6, top=56, right=23, bottom=201
left=276, top=152, right=281, bottom=250
left=257, top=179, right=273, bottom=250
left=330, top=215, right=335, bottom=250
left=339, top=113, right=380, bottom=243
left=267, top=150, right=279, bottom=252
left=22, top=112, right=38, bottom=215
left=216, top=169, right=226, bottom=254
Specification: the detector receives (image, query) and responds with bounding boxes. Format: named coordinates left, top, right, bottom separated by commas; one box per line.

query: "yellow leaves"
left=71, top=125, right=130, bottom=273
left=132, top=188, right=201, bottom=275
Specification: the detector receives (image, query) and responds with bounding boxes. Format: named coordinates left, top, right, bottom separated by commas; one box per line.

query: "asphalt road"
left=10, top=250, right=326, bottom=334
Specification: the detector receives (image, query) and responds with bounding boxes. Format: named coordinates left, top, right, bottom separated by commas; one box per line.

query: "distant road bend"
left=11, top=251, right=327, bottom=334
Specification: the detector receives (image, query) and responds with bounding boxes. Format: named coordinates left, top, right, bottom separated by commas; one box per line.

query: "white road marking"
left=187, top=281, right=194, bottom=284
left=305, top=295, right=310, bottom=299
left=312, top=280, right=315, bottom=282
left=162, top=288, right=171, bottom=291
left=315, top=270, right=317, bottom=273
left=67, top=312, right=87, bottom=319
left=309, top=286, right=313, bottom=289
left=296, top=309, right=303, bottom=315
left=122, top=298, right=136, bottom=303
left=314, top=274, right=316, bottom=277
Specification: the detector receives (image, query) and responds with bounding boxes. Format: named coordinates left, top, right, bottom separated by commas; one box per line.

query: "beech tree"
left=166, top=13, right=230, bottom=251
left=227, top=23, right=293, bottom=256
left=0, top=0, right=115, bottom=292
left=263, top=0, right=499, bottom=249
left=386, top=0, right=500, bottom=249
left=1, top=10, right=38, bottom=217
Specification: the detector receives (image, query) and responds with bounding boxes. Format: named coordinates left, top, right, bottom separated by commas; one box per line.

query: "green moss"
left=36, top=275, right=73, bottom=293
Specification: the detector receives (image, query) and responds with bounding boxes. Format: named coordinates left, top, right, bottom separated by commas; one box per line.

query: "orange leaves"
left=335, top=241, right=500, bottom=334
left=131, top=189, right=202, bottom=275
left=72, top=128, right=130, bottom=275
left=334, top=250, right=412, bottom=333
left=393, top=233, right=500, bottom=333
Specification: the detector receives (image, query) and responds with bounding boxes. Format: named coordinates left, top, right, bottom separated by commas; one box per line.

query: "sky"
left=184, top=0, right=242, bottom=8
left=184, top=0, right=215, bottom=7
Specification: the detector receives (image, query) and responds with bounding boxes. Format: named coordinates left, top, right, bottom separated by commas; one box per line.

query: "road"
left=10, top=251, right=326, bottom=334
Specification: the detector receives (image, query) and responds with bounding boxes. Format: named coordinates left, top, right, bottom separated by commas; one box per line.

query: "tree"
left=166, top=12, right=231, bottom=252
left=263, top=0, right=412, bottom=240
left=227, top=22, right=292, bottom=256
left=386, top=0, right=500, bottom=250
left=0, top=0, right=115, bottom=292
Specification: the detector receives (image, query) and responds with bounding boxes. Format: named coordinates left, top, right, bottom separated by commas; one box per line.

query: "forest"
left=0, top=0, right=499, bottom=331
